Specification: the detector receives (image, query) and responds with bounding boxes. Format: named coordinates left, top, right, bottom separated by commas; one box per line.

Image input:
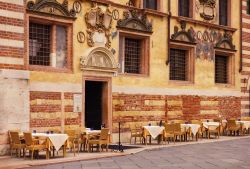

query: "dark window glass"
left=170, top=48, right=187, bottom=81
left=143, top=0, right=157, bottom=10
left=219, top=0, right=228, bottom=26
left=247, top=0, right=250, bottom=15
left=179, top=0, right=190, bottom=17
left=124, top=38, right=141, bottom=74
left=215, top=55, right=228, bottom=83
left=29, top=22, right=51, bottom=66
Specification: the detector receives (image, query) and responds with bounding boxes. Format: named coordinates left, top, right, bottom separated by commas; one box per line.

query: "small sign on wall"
left=73, top=94, right=82, bottom=112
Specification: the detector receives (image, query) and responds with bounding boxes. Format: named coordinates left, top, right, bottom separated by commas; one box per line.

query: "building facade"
left=0, top=0, right=243, bottom=154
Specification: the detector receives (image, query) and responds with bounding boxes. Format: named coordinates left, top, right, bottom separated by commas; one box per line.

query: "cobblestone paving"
left=26, top=138, right=250, bottom=169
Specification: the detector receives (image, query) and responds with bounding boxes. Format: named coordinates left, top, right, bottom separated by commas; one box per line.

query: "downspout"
left=166, top=0, right=171, bottom=65
left=239, top=0, right=242, bottom=72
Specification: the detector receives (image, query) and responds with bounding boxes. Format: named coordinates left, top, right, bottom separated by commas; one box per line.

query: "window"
left=29, top=23, right=51, bottom=66
left=247, top=0, right=250, bottom=15
left=215, top=55, right=228, bottom=83
left=143, top=0, right=158, bottom=10
left=170, top=48, right=187, bottom=81
left=178, top=0, right=190, bottom=17
left=29, top=21, right=69, bottom=69
left=119, top=34, right=149, bottom=75
left=219, top=0, right=228, bottom=26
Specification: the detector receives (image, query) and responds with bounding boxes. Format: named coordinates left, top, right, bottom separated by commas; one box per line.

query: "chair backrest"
left=164, top=123, right=174, bottom=134
left=9, top=131, right=21, bottom=144
left=64, top=129, right=77, bottom=137
left=213, top=119, right=221, bottom=123
left=100, top=128, right=109, bottom=140
left=227, top=119, right=236, bottom=128
left=50, top=128, right=61, bottom=134
left=23, top=132, right=33, bottom=146
left=173, top=123, right=181, bottom=132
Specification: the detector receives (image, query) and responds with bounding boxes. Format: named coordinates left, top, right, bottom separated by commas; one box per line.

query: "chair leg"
left=31, top=150, right=34, bottom=160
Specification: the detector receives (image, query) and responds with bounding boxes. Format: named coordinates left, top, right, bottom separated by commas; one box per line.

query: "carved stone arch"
left=27, top=0, right=76, bottom=19
left=215, top=38, right=235, bottom=50
left=171, top=21, right=196, bottom=43
left=80, top=47, right=119, bottom=76
left=117, top=10, right=153, bottom=33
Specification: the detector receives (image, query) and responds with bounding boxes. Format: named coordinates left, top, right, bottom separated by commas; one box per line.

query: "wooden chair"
left=227, top=119, right=241, bottom=136
left=77, top=127, right=87, bottom=152
left=9, top=131, right=26, bottom=157
left=173, top=123, right=186, bottom=141
left=163, top=124, right=175, bottom=144
left=207, top=125, right=220, bottom=139
left=88, top=128, right=109, bottom=152
left=64, top=129, right=80, bottom=156
left=190, top=120, right=204, bottom=139
left=23, top=132, right=49, bottom=160
left=130, top=125, right=143, bottom=144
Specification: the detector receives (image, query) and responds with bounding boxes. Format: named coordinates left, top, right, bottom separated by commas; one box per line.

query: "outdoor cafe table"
left=143, top=126, right=165, bottom=144
left=32, top=133, right=68, bottom=156
left=181, top=124, right=200, bottom=136
left=202, top=122, right=220, bottom=130
left=236, top=121, right=250, bottom=130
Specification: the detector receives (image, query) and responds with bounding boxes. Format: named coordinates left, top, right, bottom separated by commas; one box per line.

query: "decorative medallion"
left=73, top=0, right=82, bottom=14
left=112, top=9, right=119, bottom=20
left=171, top=21, right=196, bottom=43
left=77, top=31, right=85, bottom=43
left=117, top=9, right=153, bottom=33
left=85, top=4, right=113, bottom=48
left=26, top=0, right=76, bottom=19
left=196, top=0, right=216, bottom=21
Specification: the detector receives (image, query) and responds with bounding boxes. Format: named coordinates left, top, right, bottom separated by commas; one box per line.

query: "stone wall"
left=0, top=70, right=29, bottom=155
left=112, top=93, right=241, bottom=142
left=30, top=91, right=82, bottom=132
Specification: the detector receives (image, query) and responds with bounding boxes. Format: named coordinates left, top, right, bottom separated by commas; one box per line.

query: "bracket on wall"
left=26, top=0, right=76, bottom=19
left=171, top=21, right=196, bottom=43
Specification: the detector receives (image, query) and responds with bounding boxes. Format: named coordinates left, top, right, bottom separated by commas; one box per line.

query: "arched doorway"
left=80, top=47, right=119, bottom=130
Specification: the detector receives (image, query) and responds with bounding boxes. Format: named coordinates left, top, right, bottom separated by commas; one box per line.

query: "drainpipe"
left=239, top=0, right=242, bottom=72
left=166, top=0, right=171, bottom=65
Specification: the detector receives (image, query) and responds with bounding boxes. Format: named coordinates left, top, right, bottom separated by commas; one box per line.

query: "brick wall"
left=241, top=0, right=250, bottom=117
left=30, top=91, right=81, bottom=132
left=0, top=0, right=26, bottom=70
left=112, top=93, right=241, bottom=133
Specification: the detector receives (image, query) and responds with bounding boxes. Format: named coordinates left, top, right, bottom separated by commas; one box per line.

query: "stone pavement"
left=24, top=138, right=250, bottom=169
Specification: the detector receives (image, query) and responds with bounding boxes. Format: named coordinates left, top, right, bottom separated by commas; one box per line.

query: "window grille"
left=219, top=0, right=228, bottom=26
left=170, top=48, right=187, bottom=81
left=124, top=38, right=141, bottom=74
left=143, top=0, right=157, bottom=10
left=29, top=22, right=51, bottom=66
left=215, top=55, right=228, bottom=83
left=178, top=0, right=190, bottom=17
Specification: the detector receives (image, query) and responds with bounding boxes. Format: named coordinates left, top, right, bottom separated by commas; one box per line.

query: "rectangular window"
left=247, top=0, right=250, bottom=15
left=170, top=48, right=187, bottom=81
left=124, top=38, right=141, bottom=74
left=143, top=0, right=157, bottom=10
left=29, top=23, right=51, bottom=66
left=29, top=21, right=69, bottom=69
left=119, top=34, right=149, bottom=75
left=179, top=0, right=190, bottom=17
left=219, top=0, right=228, bottom=26
left=215, top=55, right=228, bottom=83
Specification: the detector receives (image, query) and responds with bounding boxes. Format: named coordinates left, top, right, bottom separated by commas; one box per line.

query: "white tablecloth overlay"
left=202, top=122, right=220, bottom=130
left=237, top=121, right=250, bottom=130
left=33, top=133, right=68, bottom=151
left=143, top=126, right=165, bottom=139
left=181, top=124, right=200, bottom=135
